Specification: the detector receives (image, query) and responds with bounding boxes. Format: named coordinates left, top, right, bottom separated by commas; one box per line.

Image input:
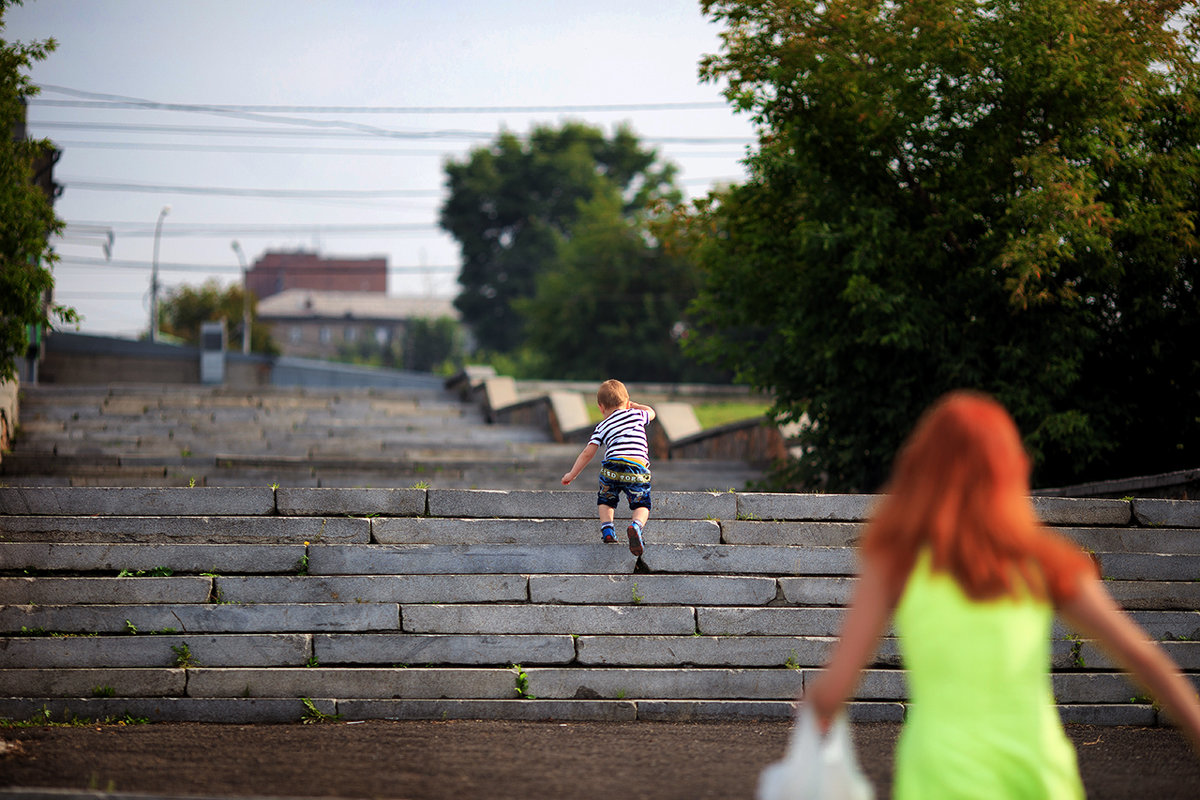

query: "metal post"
left=150, top=205, right=170, bottom=342
left=231, top=240, right=250, bottom=354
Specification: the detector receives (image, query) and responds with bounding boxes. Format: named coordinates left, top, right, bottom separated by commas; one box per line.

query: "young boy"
left=561, top=379, right=656, bottom=556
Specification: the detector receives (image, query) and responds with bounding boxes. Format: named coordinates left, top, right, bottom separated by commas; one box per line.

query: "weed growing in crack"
left=1066, top=634, right=1086, bottom=668
left=300, top=697, right=342, bottom=724
left=171, top=643, right=198, bottom=668
left=511, top=664, right=536, bottom=699
left=296, top=542, right=311, bottom=575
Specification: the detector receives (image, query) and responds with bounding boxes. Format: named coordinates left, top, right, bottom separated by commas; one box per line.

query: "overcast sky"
left=8, top=0, right=757, bottom=338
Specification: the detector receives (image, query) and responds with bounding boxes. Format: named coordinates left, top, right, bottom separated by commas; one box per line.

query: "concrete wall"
left=36, top=332, right=442, bottom=391
left=670, top=417, right=789, bottom=465
left=40, top=333, right=201, bottom=385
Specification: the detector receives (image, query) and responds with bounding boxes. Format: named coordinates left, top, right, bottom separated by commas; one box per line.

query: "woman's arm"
left=1059, top=574, right=1200, bottom=754
left=805, top=554, right=897, bottom=728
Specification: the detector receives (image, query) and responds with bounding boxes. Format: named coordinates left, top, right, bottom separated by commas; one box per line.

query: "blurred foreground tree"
left=441, top=121, right=680, bottom=355
left=157, top=281, right=276, bottom=355
left=0, top=2, right=77, bottom=381
left=689, top=0, right=1200, bottom=491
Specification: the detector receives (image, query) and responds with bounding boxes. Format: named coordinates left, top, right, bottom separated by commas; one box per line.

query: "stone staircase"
left=1, top=486, right=1197, bottom=726
left=0, top=384, right=763, bottom=492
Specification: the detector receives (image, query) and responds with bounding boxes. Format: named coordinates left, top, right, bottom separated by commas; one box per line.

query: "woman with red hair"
left=804, top=391, right=1200, bottom=798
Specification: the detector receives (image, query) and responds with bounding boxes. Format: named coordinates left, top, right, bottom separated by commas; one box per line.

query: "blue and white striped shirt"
left=588, top=407, right=651, bottom=465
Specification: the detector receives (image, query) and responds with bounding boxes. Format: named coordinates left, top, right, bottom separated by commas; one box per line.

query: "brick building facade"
left=246, top=250, right=387, bottom=300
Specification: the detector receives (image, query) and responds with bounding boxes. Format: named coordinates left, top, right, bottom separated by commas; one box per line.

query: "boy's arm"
left=628, top=401, right=656, bottom=422
left=562, top=442, right=599, bottom=485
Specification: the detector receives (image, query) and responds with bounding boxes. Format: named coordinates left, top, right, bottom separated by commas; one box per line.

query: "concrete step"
left=1, top=666, right=1179, bottom=707
left=1, top=486, right=1197, bottom=725
left=0, top=486, right=1181, bottom=523
left=4, top=574, right=1193, bottom=611
left=4, top=601, right=1196, bottom=652
left=6, top=384, right=769, bottom=492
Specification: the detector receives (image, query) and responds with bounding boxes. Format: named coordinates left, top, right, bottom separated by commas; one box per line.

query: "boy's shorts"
left=597, top=458, right=652, bottom=511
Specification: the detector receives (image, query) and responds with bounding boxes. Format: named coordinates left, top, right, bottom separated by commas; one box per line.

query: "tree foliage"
left=440, top=121, right=680, bottom=354
left=400, top=316, right=464, bottom=374
left=338, top=316, right=463, bottom=374
left=0, top=2, right=76, bottom=381
left=518, top=192, right=725, bottom=382
left=690, top=0, right=1200, bottom=490
left=157, top=280, right=276, bottom=355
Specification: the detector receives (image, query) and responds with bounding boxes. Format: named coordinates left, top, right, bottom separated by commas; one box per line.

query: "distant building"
left=246, top=250, right=387, bottom=300
left=256, top=289, right=458, bottom=360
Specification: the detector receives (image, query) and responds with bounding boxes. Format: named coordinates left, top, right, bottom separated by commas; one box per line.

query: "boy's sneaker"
left=601, top=529, right=618, bottom=543
left=626, top=524, right=644, bottom=557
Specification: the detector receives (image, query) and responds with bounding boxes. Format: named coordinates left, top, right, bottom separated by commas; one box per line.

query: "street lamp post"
left=231, top=240, right=250, bottom=354
left=149, top=205, right=170, bottom=342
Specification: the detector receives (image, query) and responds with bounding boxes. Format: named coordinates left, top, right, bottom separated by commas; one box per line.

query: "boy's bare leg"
left=631, top=507, right=649, bottom=527
left=599, top=505, right=615, bottom=525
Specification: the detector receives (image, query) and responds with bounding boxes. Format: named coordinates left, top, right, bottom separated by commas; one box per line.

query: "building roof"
left=256, top=290, right=459, bottom=322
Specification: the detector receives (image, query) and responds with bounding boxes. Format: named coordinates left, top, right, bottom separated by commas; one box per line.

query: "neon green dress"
left=892, top=551, right=1084, bottom=799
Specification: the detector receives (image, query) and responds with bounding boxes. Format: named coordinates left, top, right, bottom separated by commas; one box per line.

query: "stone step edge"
left=6, top=604, right=1196, bottom=641
left=2, top=634, right=1196, bottom=672
left=0, top=697, right=1167, bottom=726
left=0, top=666, right=1174, bottom=706
left=3, top=487, right=1189, bottom=528
left=5, top=576, right=1195, bottom=612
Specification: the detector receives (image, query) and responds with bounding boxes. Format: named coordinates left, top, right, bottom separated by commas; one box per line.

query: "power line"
left=63, top=221, right=443, bottom=238
left=54, top=290, right=147, bottom=300
left=59, top=179, right=445, bottom=199
left=54, top=255, right=458, bottom=274
left=31, top=119, right=753, bottom=146
left=46, top=139, right=748, bottom=158
left=33, top=90, right=731, bottom=115
left=58, top=175, right=733, bottom=199
left=31, top=120, right=498, bottom=141
left=32, top=86, right=751, bottom=146
left=45, top=140, right=458, bottom=156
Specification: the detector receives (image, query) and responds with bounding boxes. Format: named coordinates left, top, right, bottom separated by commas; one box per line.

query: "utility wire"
left=32, top=86, right=749, bottom=143
left=31, top=120, right=752, bottom=145
left=55, top=255, right=458, bottom=274
left=59, top=179, right=444, bottom=198
left=33, top=90, right=731, bottom=114
left=46, top=139, right=748, bottom=158
left=31, top=120, right=497, bottom=140
left=63, top=221, right=442, bottom=237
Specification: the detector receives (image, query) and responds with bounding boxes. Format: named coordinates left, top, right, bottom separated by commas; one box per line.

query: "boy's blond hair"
left=597, top=379, right=629, bottom=411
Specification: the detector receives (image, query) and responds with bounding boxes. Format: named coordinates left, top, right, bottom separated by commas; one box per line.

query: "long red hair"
left=862, top=391, right=1095, bottom=604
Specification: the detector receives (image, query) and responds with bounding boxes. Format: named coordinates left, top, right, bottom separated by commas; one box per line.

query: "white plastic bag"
left=756, top=707, right=875, bottom=800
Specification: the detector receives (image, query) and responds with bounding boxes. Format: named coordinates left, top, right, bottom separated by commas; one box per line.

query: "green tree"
left=335, top=317, right=464, bottom=373
left=440, top=121, right=680, bottom=354
left=400, top=316, right=464, bottom=373
left=519, top=192, right=723, bottom=382
left=157, top=280, right=276, bottom=355
left=690, top=0, right=1200, bottom=491
left=0, top=2, right=76, bottom=381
